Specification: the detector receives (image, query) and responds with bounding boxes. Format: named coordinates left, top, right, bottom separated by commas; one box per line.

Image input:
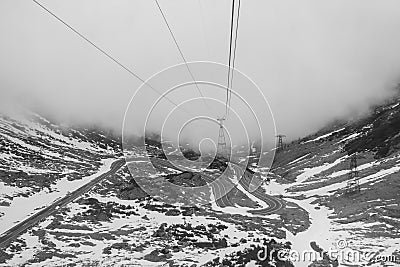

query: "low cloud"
left=1, top=0, right=400, bottom=146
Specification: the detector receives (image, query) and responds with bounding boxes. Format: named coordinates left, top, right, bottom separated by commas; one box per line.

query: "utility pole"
left=217, top=118, right=230, bottom=161
left=276, top=134, right=286, bottom=151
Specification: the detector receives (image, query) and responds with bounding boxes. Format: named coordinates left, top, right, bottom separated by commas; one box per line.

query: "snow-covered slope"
left=270, top=94, right=400, bottom=267
left=0, top=108, right=122, bottom=235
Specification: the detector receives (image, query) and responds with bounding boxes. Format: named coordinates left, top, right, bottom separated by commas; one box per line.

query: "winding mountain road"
left=147, top=156, right=284, bottom=215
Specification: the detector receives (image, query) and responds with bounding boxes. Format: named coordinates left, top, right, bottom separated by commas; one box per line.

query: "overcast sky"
left=1, top=0, right=400, bottom=146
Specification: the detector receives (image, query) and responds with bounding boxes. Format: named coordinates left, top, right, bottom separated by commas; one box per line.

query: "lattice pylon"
left=345, top=153, right=360, bottom=194
left=217, top=118, right=230, bottom=161
left=276, top=134, right=286, bottom=151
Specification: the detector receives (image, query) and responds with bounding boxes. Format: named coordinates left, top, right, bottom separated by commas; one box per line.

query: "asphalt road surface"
left=209, top=164, right=284, bottom=215
left=0, top=158, right=125, bottom=249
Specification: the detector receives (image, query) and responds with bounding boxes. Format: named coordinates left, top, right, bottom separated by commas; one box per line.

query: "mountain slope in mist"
left=270, top=93, right=400, bottom=266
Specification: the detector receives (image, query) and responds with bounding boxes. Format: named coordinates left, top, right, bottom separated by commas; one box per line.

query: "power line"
left=197, top=0, right=217, bottom=86
left=31, top=0, right=192, bottom=116
left=228, top=0, right=241, bottom=114
left=225, top=0, right=236, bottom=118
left=197, top=0, right=213, bottom=62
left=155, top=0, right=210, bottom=110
